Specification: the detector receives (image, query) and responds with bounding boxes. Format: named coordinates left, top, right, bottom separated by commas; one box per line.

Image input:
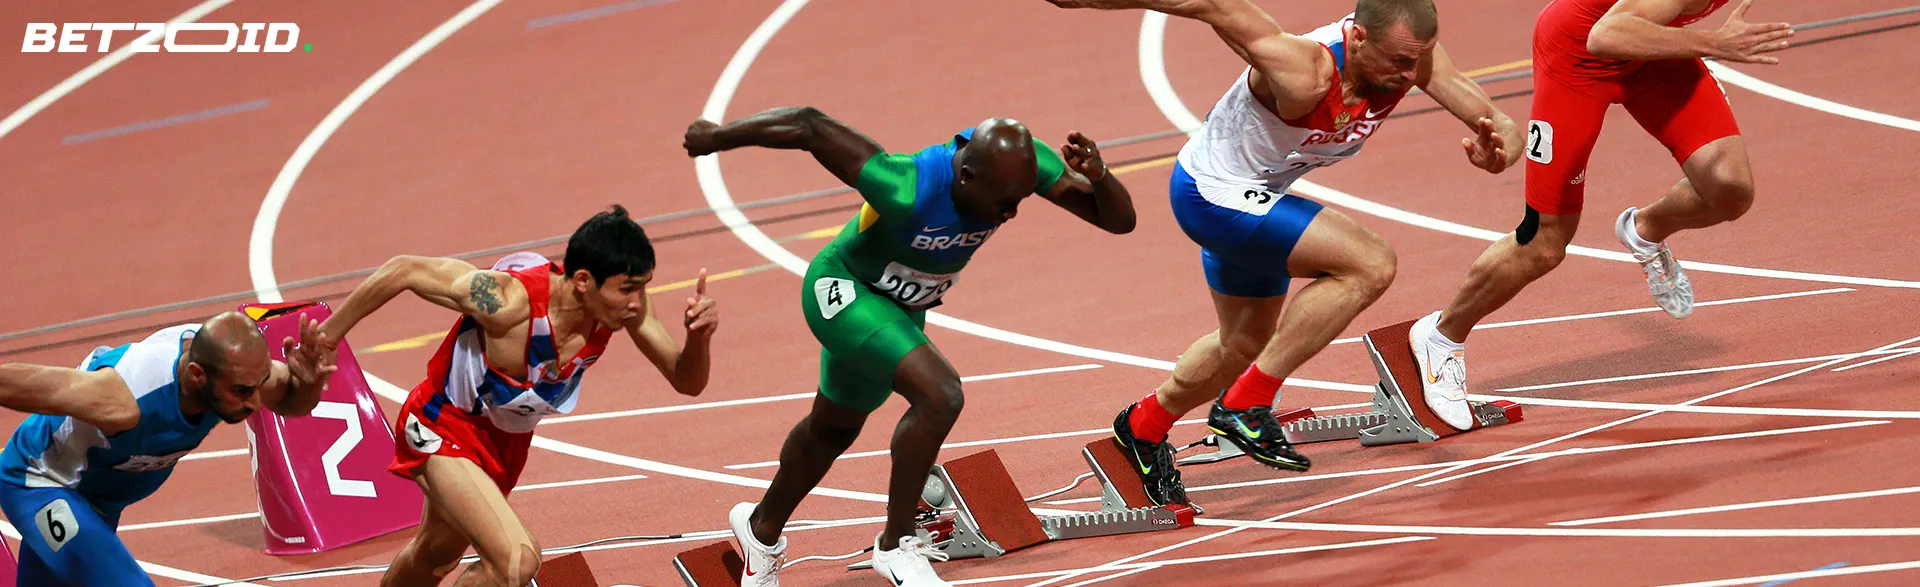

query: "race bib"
left=485, top=392, right=565, bottom=434
left=34, top=499, right=78, bottom=552
left=113, top=450, right=191, bottom=473
left=871, top=262, right=957, bottom=310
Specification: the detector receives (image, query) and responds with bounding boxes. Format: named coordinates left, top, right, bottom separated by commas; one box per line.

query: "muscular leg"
left=1632, top=136, right=1756, bottom=243
left=878, top=344, right=964, bottom=545
left=1257, top=207, right=1398, bottom=378
left=1434, top=212, right=1580, bottom=342
left=1156, top=207, right=1396, bottom=410
left=1153, top=295, right=1284, bottom=416
left=381, top=487, right=476, bottom=586
left=380, top=456, right=539, bottom=587
left=1623, top=57, right=1755, bottom=245
left=747, top=392, right=870, bottom=545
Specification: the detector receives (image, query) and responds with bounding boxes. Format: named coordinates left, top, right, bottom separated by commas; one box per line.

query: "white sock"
left=1428, top=315, right=1466, bottom=351
left=1623, top=209, right=1660, bottom=254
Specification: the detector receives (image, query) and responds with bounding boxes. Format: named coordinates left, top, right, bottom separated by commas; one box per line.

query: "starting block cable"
left=780, top=471, right=1103, bottom=570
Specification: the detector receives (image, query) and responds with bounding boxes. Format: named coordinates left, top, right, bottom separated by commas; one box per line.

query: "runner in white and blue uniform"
left=1047, top=0, right=1525, bottom=507
left=0, top=312, right=334, bottom=585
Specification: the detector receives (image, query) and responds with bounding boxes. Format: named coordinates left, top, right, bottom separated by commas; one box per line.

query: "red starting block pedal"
left=533, top=552, right=600, bottom=586
left=672, top=541, right=745, bottom=587
left=1173, top=318, right=1524, bottom=464
left=1358, top=317, right=1522, bottom=445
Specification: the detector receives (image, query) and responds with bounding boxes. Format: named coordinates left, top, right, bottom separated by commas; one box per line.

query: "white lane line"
left=514, top=474, right=650, bottom=491
left=180, top=448, right=251, bottom=461
left=248, top=0, right=507, bottom=302
left=1653, top=560, right=1920, bottom=587
left=1473, top=395, right=1920, bottom=420
left=1707, top=61, right=1920, bottom=132
left=948, top=537, right=1436, bottom=585
left=1497, top=346, right=1920, bottom=392
left=542, top=364, right=1102, bottom=425
left=1194, top=518, right=1920, bottom=537
left=1832, top=347, right=1920, bottom=372
left=1324, top=286, right=1856, bottom=346
left=1553, top=485, right=1920, bottom=527
left=120, top=512, right=263, bottom=532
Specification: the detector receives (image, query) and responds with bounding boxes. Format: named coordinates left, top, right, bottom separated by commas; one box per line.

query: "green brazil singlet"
left=801, top=127, right=1065, bottom=411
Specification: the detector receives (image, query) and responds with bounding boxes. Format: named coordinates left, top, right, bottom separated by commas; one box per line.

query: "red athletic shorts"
left=1524, top=10, right=1742, bottom=215
left=390, top=380, right=533, bottom=496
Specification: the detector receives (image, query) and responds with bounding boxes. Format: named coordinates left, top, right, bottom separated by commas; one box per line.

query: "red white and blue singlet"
left=391, top=252, right=614, bottom=491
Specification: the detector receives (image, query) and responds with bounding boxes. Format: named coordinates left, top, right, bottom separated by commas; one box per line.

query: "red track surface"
left=3, top=0, right=1918, bottom=585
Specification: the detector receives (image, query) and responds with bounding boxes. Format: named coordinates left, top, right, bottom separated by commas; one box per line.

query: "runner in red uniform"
left=318, top=205, right=719, bottom=586
left=1409, top=0, right=1793, bottom=415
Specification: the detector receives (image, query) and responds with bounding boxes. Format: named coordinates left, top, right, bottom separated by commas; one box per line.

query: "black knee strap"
left=1515, top=205, right=1541, bottom=245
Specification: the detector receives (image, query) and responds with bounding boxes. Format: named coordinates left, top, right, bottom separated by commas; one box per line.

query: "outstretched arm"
left=318, top=255, right=528, bottom=349
left=683, top=106, right=885, bottom=187
left=1590, top=0, right=1792, bottom=63
left=1047, top=0, right=1328, bottom=107
left=1039, top=132, right=1136, bottom=234
left=1414, top=44, right=1523, bottom=174
left=0, top=363, right=140, bottom=433
left=625, top=270, right=716, bottom=397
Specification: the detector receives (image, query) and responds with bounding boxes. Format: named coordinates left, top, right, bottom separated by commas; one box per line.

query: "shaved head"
left=959, top=118, right=1040, bottom=187
left=189, top=311, right=268, bottom=380
left=952, top=117, right=1045, bottom=224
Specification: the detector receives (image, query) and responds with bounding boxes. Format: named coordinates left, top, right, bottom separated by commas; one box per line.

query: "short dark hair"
left=188, top=330, right=228, bottom=379
left=1355, top=0, right=1439, bottom=40
left=564, top=204, right=656, bottom=284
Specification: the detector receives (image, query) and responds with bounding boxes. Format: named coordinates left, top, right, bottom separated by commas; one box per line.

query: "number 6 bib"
left=872, top=262, right=958, bottom=310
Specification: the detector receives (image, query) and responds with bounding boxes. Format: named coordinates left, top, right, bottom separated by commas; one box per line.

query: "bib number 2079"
left=875, top=263, right=956, bottom=309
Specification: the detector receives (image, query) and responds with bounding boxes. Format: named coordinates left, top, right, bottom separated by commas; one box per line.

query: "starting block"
left=1177, top=317, right=1522, bottom=465
left=239, top=301, right=424, bottom=555
left=671, top=449, right=1194, bottom=586
left=532, top=552, right=601, bottom=586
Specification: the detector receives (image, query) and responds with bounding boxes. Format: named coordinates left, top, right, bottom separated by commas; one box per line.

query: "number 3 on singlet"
left=873, top=262, right=956, bottom=310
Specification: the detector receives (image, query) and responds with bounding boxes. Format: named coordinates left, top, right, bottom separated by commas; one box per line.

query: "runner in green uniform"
left=684, top=106, right=1136, bottom=586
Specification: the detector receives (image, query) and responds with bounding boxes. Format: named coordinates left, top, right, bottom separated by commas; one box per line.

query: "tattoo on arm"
left=469, top=276, right=503, bottom=314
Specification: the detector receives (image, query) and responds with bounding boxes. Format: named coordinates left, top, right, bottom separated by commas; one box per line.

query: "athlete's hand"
left=285, top=317, right=339, bottom=392
left=684, top=268, right=718, bottom=339
left=1061, top=131, right=1108, bottom=182
left=1460, top=116, right=1510, bottom=174
left=683, top=120, right=723, bottom=157
left=1709, top=0, right=1792, bottom=65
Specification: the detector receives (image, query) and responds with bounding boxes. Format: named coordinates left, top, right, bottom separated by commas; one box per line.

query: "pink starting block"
left=241, top=301, right=424, bottom=555
left=0, top=537, right=15, bottom=587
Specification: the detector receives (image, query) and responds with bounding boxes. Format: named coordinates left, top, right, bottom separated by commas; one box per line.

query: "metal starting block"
left=844, top=448, right=1194, bottom=571
left=1177, top=317, right=1523, bottom=465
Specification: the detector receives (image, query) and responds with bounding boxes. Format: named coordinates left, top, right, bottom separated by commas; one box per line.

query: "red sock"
left=1126, top=392, right=1179, bottom=444
left=1220, top=363, right=1284, bottom=411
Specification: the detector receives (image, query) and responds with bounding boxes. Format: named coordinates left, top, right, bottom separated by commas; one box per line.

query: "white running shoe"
left=1409, top=311, right=1474, bottom=431
left=871, top=534, right=952, bottom=587
left=1616, top=208, right=1695, bottom=319
left=730, top=502, right=787, bottom=587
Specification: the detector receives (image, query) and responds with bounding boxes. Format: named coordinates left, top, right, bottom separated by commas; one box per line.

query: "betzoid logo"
left=23, top=22, right=302, bottom=53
